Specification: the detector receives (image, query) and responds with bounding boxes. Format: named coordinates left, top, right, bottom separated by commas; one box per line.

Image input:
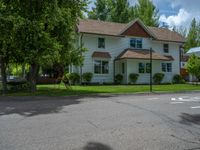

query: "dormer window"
left=163, top=44, right=169, bottom=53
left=98, top=38, right=105, bottom=48
left=130, top=38, right=142, bottom=49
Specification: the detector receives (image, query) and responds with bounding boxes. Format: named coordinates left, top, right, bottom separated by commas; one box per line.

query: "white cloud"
left=159, top=8, right=190, bottom=27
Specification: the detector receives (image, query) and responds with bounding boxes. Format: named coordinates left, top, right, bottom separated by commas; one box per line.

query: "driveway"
left=0, top=93, right=200, bottom=150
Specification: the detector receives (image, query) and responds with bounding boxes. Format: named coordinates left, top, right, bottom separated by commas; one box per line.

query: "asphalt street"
left=0, top=93, right=200, bottom=150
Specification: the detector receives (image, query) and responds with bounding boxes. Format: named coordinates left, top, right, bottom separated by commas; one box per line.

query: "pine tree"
left=88, top=0, right=111, bottom=21
left=185, top=18, right=199, bottom=52
left=110, top=0, right=130, bottom=23
left=134, top=0, right=159, bottom=27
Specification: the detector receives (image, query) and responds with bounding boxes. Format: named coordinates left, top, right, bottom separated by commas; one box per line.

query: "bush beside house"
left=63, top=73, right=80, bottom=85
left=172, top=74, right=185, bottom=84
left=129, top=73, right=139, bottom=84
left=82, top=72, right=93, bottom=84
left=115, top=74, right=123, bottom=84
left=153, top=73, right=164, bottom=84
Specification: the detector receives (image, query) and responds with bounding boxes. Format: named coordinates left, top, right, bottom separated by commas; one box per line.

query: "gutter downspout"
left=113, top=58, right=116, bottom=83
left=80, top=33, right=83, bottom=84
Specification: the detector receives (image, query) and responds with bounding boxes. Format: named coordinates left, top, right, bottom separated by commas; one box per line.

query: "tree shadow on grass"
left=0, top=94, right=114, bottom=117
left=82, top=142, right=113, bottom=150
left=179, top=113, right=200, bottom=125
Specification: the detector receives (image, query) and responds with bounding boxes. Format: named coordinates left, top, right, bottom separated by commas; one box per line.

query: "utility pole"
left=150, top=48, right=153, bottom=92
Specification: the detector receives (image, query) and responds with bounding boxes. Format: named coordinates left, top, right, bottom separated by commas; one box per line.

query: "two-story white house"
left=74, top=19, right=185, bottom=84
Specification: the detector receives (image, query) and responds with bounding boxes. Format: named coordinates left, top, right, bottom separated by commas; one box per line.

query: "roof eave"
left=78, top=31, right=125, bottom=37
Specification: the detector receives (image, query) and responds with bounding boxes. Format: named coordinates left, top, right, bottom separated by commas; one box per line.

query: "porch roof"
left=116, top=49, right=173, bottom=61
left=92, top=51, right=111, bottom=58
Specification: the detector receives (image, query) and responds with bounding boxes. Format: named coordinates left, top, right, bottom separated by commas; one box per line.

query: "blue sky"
left=87, top=0, right=200, bottom=28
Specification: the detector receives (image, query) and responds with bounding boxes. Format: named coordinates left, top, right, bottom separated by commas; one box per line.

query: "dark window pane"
left=167, top=63, right=172, bottom=72
left=163, top=44, right=169, bottom=53
left=146, top=63, right=151, bottom=73
left=130, top=39, right=136, bottom=48
left=98, top=38, right=105, bottom=48
left=136, top=39, right=142, bottom=48
left=162, top=63, right=166, bottom=72
left=122, top=63, right=125, bottom=74
left=94, top=60, right=101, bottom=74
left=102, top=61, right=109, bottom=74
left=139, top=63, right=145, bottom=73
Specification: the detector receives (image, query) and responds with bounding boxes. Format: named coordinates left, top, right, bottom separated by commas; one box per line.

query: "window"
left=139, top=63, right=151, bottom=73
left=94, top=60, right=109, bottom=74
left=146, top=63, right=151, bottom=73
left=162, top=63, right=172, bottom=72
left=130, top=38, right=142, bottom=49
left=94, top=60, right=101, bottom=74
left=98, top=38, right=105, bottom=48
left=162, top=63, right=166, bottom=72
left=122, top=63, right=125, bottom=74
left=167, top=63, right=172, bottom=72
left=163, top=44, right=169, bottom=53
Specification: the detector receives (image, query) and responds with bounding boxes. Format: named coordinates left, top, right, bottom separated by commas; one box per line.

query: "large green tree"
left=110, top=0, right=130, bottom=23
left=0, top=1, right=24, bottom=94
left=186, top=54, right=200, bottom=81
left=185, top=18, right=200, bottom=52
left=88, top=0, right=111, bottom=21
left=134, top=0, right=159, bottom=27
left=87, top=0, right=160, bottom=26
left=0, top=0, right=87, bottom=93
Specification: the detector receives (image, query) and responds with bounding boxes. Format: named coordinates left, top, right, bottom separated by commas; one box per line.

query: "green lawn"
left=3, top=83, right=200, bottom=96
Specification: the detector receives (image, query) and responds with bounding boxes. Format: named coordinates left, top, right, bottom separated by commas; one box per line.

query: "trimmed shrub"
left=70, top=73, right=80, bottom=84
left=115, top=74, right=123, bottom=84
left=172, top=74, right=185, bottom=84
left=129, top=73, right=139, bottom=84
left=82, top=72, right=93, bottom=83
left=153, top=73, right=164, bottom=84
left=63, top=73, right=80, bottom=85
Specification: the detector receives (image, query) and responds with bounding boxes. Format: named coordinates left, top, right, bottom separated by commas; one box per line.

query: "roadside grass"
left=3, top=83, right=200, bottom=96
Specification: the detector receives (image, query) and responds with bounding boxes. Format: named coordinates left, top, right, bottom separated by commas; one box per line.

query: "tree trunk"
left=0, top=58, right=7, bottom=95
left=22, top=63, right=26, bottom=78
left=29, top=63, right=39, bottom=93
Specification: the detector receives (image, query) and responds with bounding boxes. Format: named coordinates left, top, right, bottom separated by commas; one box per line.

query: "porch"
left=114, top=49, right=174, bottom=84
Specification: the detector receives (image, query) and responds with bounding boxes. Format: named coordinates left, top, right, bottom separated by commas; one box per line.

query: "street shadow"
left=179, top=113, right=200, bottom=125
left=0, top=95, right=114, bottom=117
left=82, top=142, right=113, bottom=150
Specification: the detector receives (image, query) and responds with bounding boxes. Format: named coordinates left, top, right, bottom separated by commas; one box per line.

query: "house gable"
left=120, top=20, right=152, bottom=38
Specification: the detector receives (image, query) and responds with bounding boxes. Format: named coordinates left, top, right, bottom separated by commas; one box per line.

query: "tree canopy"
left=186, top=54, right=200, bottom=81
left=0, top=0, right=87, bottom=93
left=185, top=18, right=200, bottom=52
left=88, top=0, right=111, bottom=21
left=88, top=0, right=160, bottom=26
left=134, top=0, right=159, bottom=27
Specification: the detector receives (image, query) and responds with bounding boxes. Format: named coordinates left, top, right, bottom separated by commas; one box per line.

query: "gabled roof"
left=77, top=19, right=186, bottom=43
left=116, top=49, right=173, bottom=61
left=119, top=19, right=156, bottom=38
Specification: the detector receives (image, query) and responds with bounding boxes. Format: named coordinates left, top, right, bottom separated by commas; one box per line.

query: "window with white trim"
left=130, top=38, right=143, bottom=49
left=138, top=63, right=151, bottom=73
left=98, top=38, right=105, bottom=48
left=94, top=60, right=109, bottom=74
left=122, top=63, right=125, bottom=74
left=163, top=44, right=169, bottom=53
left=162, top=63, right=172, bottom=72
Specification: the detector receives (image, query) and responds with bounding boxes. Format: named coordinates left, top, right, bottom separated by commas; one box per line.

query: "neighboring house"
left=74, top=19, right=185, bottom=84
left=180, top=54, right=189, bottom=81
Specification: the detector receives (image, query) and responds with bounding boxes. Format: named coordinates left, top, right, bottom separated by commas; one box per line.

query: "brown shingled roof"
left=92, top=51, right=111, bottom=58
left=149, top=27, right=186, bottom=43
left=78, top=19, right=186, bottom=43
left=117, top=49, right=173, bottom=61
left=78, top=19, right=126, bottom=36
